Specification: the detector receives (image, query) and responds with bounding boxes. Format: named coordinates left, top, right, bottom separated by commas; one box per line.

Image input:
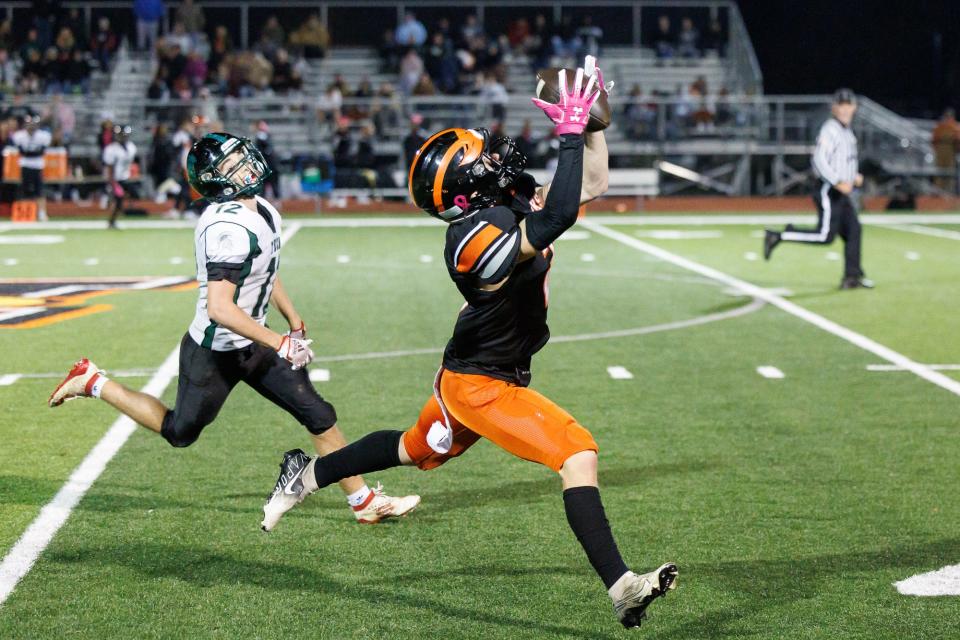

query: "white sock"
left=607, top=570, right=635, bottom=600
left=89, top=373, right=108, bottom=398
left=302, top=457, right=319, bottom=494
left=346, top=485, right=372, bottom=508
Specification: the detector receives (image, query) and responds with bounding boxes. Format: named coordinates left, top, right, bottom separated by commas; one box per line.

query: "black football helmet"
left=187, top=132, right=271, bottom=203
left=408, top=127, right=526, bottom=222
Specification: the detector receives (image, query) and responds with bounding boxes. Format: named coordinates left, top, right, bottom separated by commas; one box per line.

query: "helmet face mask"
left=187, top=132, right=271, bottom=203
left=409, top=127, right=527, bottom=222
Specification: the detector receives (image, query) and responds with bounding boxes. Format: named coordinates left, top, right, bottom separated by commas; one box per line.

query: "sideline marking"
left=581, top=220, right=960, bottom=399
left=0, top=222, right=303, bottom=607
left=875, top=223, right=960, bottom=241
left=5, top=213, right=960, bottom=233
left=336, top=255, right=351, bottom=264
left=3, top=259, right=17, bottom=266
left=895, top=564, right=960, bottom=596
left=606, top=366, right=634, bottom=380
left=419, top=254, right=433, bottom=263
left=756, top=366, right=785, bottom=379
left=580, top=253, right=596, bottom=262
left=867, top=364, right=960, bottom=372
left=82, top=258, right=99, bottom=266
left=0, top=235, right=64, bottom=245
left=635, top=230, right=723, bottom=240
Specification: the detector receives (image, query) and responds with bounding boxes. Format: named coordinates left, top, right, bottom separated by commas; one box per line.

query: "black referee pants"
left=780, top=182, right=864, bottom=278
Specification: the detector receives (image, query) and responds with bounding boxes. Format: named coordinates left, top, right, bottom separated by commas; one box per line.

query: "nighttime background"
left=737, top=0, right=960, bottom=116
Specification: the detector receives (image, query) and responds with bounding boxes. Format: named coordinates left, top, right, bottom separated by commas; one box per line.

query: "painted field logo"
left=0, top=276, right=195, bottom=329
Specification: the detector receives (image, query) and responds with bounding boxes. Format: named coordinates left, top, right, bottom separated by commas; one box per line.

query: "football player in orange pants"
left=262, top=58, right=678, bottom=628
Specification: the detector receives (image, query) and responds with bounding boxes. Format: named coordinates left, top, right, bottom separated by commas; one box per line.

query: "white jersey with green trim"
left=188, top=195, right=283, bottom=351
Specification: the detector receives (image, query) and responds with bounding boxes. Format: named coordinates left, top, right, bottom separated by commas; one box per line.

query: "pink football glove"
left=531, top=67, right=601, bottom=136
left=111, top=182, right=125, bottom=198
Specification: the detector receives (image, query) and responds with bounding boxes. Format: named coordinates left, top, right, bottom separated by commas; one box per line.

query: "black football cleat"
left=840, top=276, right=875, bottom=290
left=261, top=449, right=313, bottom=532
left=613, top=562, right=679, bottom=628
left=763, top=229, right=781, bottom=261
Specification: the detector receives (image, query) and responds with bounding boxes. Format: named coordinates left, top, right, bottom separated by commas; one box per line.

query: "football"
left=534, top=67, right=612, bottom=132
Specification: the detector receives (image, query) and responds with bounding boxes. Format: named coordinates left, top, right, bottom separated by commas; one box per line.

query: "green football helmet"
left=186, top=132, right=271, bottom=203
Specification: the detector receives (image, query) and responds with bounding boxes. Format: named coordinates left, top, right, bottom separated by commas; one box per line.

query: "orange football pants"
left=403, top=369, right=598, bottom=472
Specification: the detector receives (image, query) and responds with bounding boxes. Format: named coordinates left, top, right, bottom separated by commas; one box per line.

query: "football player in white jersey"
left=102, top=124, right=138, bottom=229
left=49, top=132, right=420, bottom=524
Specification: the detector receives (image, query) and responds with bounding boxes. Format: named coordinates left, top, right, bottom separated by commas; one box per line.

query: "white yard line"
left=756, top=366, right=785, bottom=379
left=0, top=347, right=180, bottom=607
left=867, top=364, right=960, bottom=372
left=895, top=564, right=960, bottom=596
left=581, top=220, right=960, bottom=399
left=872, top=223, right=960, bottom=241
left=4, top=213, right=960, bottom=233
left=0, top=222, right=303, bottom=607
left=606, top=366, right=634, bottom=380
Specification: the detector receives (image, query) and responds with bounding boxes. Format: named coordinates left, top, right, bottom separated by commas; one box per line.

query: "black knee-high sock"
left=563, top=486, right=630, bottom=589
left=314, top=430, right=404, bottom=489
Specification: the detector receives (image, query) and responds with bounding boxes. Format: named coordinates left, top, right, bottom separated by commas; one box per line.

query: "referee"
left=764, top=89, right=873, bottom=289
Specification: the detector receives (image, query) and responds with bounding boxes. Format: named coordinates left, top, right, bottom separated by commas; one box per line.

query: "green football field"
left=1, top=214, right=959, bottom=639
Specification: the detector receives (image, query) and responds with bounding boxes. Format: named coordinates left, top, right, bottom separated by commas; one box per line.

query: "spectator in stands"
left=165, top=22, right=194, bottom=55
left=399, top=47, right=424, bottom=95
left=507, top=18, right=530, bottom=53
left=932, top=108, right=960, bottom=190
left=395, top=12, right=428, bottom=48
left=31, top=0, right=58, bottom=50
left=424, top=32, right=459, bottom=94
left=253, top=120, right=280, bottom=198
left=653, top=15, right=675, bottom=59
left=0, top=49, right=16, bottom=98
left=702, top=18, right=725, bottom=57
left=526, top=14, right=553, bottom=71
left=379, top=29, right=400, bottom=73
left=147, top=69, right=170, bottom=100
left=370, top=82, right=401, bottom=136
left=460, top=14, right=483, bottom=48
left=134, top=0, right=166, bottom=53
left=90, top=17, right=119, bottom=71
left=184, top=51, right=207, bottom=92
left=480, top=72, right=508, bottom=121
left=316, top=82, right=343, bottom=125
left=514, top=120, right=541, bottom=165
left=20, top=28, right=44, bottom=64
left=677, top=17, right=700, bottom=58
left=175, top=0, right=206, bottom=41
left=289, top=13, right=330, bottom=60
left=42, top=93, right=76, bottom=143
left=623, top=84, right=657, bottom=140
left=576, top=15, right=603, bottom=59
left=551, top=16, right=580, bottom=60
left=41, top=47, right=63, bottom=94
left=269, top=48, right=301, bottom=95
left=19, top=49, right=44, bottom=94
left=402, top=112, right=427, bottom=168
left=0, top=19, right=13, bottom=52
left=207, top=25, right=232, bottom=81
left=159, top=42, right=188, bottom=91
left=691, top=75, right=708, bottom=97
left=257, top=16, right=285, bottom=59
left=61, top=9, right=87, bottom=49
left=411, top=73, right=436, bottom=96
left=148, top=122, right=175, bottom=199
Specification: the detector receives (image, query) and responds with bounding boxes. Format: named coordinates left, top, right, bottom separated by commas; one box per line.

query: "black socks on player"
left=313, top=429, right=404, bottom=489
left=563, top=486, right=630, bottom=589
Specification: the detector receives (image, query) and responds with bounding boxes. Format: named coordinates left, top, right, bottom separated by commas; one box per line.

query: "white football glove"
left=288, top=321, right=306, bottom=340
left=277, top=335, right=314, bottom=370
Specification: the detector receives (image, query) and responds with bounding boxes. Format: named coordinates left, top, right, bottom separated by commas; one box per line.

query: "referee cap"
left=833, top=88, right=857, bottom=105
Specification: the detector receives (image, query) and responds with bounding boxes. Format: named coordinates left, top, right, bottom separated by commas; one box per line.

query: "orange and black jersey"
left=442, top=191, right=552, bottom=386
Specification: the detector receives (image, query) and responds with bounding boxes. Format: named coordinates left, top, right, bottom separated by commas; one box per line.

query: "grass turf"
left=1, top=218, right=959, bottom=638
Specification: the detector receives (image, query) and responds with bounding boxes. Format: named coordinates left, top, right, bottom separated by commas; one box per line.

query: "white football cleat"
left=48, top=358, right=104, bottom=407
left=353, top=483, right=420, bottom=524
left=261, top=449, right=314, bottom=532
left=612, top=562, right=678, bottom=628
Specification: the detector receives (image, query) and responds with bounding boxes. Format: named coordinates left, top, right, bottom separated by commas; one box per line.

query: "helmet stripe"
left=432, top=130, right=484, bottom=212
left=408, top=128, right=455, bottom=203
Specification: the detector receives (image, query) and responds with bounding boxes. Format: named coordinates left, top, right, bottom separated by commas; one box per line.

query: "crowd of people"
left=651, top=14, right=726, bottom=60
left=0, top=9, right=119, bottom=98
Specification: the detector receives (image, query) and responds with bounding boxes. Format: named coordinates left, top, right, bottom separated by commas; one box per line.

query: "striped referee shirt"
left=812, top=117, right=858, bottom=186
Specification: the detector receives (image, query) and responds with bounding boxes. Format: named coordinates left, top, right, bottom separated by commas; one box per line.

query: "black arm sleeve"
left=523, top=134, right=585, bottom=250
left=206, top=261, right=245, bottom=284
